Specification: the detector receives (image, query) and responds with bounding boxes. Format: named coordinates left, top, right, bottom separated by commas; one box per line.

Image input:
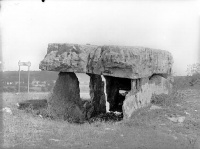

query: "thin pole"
left=18, top=65, right=20, bottom=93
left=28, top=66, right=30, bottom=93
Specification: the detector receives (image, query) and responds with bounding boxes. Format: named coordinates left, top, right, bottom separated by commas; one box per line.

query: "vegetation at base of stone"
left=151, top=73, right=186, bottom=107
left=18, top=92, right=122, bottom=124
left=23, top=104, right=123, bottom=124
left=88, top=112, right=123, bottom=123
left=23, top=105, right=50, bottom=118
left=47, top=72, right=86, bottom=123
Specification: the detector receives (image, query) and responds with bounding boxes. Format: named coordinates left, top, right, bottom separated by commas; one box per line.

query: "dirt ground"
left=1, top=89, right=200, bottom=149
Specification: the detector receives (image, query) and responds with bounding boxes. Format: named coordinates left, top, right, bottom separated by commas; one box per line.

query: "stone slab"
left=39, top=43, right=173, bottom=79
left=123, top=75, right=172, bottom=119
left=47, top=72, right=85, bottom=123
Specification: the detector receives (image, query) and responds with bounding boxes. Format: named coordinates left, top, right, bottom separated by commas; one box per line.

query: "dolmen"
left=39, top=43, right=173, bottom=123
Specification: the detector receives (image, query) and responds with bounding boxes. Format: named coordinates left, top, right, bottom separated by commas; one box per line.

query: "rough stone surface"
left=87, top=74, right=106, bottom=118
left=123, top=75, right=172, bottom=119
left=39, top=43, right=173, bottom=79
left=48, top=72, right=85, bottom=123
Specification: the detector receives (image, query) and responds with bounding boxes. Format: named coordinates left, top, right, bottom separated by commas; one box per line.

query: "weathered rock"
left=39, top=43, right=174, bottom=121
left=48, top=72, right=85, bottom=123
left=39, top=43, right=173, bottom=79
left=87, top=74, right=106, bottom=118
left=123, top=75, right=172, bottom=119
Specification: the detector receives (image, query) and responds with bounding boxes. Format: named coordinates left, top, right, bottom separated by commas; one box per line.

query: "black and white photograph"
left=1, top=0, right=200, bottom=148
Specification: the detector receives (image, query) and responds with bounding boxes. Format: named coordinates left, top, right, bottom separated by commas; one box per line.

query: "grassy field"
left=2, top=88, right=200, bottom=149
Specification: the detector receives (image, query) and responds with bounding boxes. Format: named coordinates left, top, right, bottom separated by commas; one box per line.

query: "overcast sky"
left=1, top=0, right=200, bottom=75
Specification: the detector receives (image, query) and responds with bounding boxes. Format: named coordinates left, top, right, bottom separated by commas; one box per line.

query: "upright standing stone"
left=88, top=74, right=106, bottom=118
left=123, top=75, right=172, bottom=119
left=48, top=72, right=85, bottom=123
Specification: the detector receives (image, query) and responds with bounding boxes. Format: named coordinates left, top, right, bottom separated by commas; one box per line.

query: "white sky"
left=1, top=0, right=200, bottom=75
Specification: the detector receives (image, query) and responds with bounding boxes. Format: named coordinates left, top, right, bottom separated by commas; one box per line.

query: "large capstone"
left=39, top=43, right=173, bottom=80
left=48, top=72, right=85, bottom=123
